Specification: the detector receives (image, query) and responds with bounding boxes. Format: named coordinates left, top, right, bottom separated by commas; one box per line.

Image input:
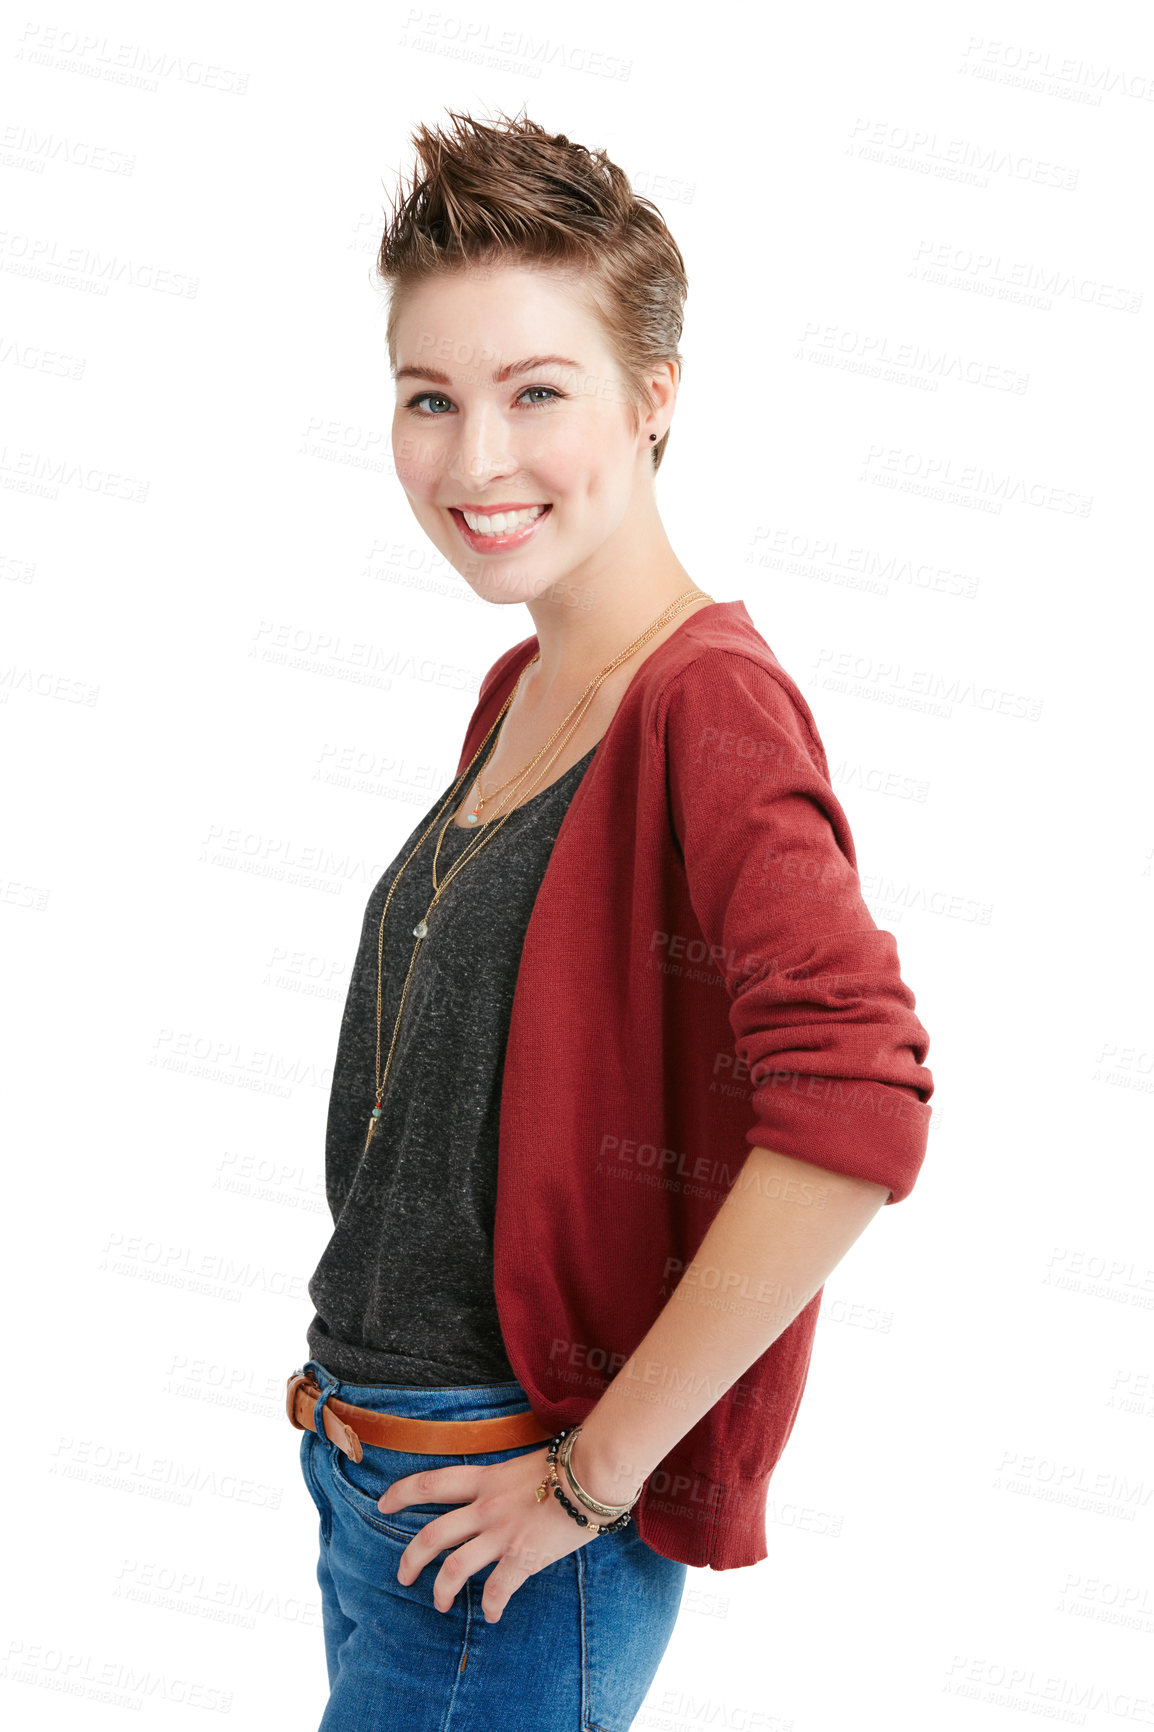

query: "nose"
left=446, top=403, right=517, bottom=490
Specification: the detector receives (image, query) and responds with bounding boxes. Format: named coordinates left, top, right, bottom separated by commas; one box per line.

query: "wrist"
left=567, top=1425, right=646, bottom=1510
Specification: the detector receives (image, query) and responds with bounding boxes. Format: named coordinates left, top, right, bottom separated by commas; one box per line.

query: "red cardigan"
left=456, top=600, right=934, bottom=1570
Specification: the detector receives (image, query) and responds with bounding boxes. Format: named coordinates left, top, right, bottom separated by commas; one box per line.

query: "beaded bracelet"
left=535, top=1427, right=639, bottom=1536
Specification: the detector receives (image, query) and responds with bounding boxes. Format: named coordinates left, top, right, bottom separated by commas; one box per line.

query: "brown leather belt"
left=285, top=1369, right=555, bottom=1463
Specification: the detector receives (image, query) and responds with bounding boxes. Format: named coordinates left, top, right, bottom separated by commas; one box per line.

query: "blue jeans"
left=297, top=1359, right=687, bottom=1730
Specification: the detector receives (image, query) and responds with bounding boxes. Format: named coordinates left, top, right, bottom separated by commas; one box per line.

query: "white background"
left=3, top=1, right=1153, bottom=1726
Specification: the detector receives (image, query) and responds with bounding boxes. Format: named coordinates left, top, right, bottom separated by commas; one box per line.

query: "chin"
left=456, top=562, right=552, bottom=607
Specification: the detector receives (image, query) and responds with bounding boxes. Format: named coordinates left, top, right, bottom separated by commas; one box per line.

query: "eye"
left=402, top=385, right=565, bottom=416
left=404, top=392, right=454, bottom=415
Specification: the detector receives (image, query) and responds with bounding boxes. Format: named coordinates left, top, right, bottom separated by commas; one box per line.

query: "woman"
left=287, top=108, right=934, bottom=1730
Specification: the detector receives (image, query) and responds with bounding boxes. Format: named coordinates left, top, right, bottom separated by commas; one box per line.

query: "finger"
left=479, top=1555, right=531, bottom=1624
left=430, top=1534, right=505, bottom=1615
left=395, top=1504, right=488, bottom=1586
left=378, top=1461, right=484, bottom=1513
left=493, top=1530, right=564, bottom=1577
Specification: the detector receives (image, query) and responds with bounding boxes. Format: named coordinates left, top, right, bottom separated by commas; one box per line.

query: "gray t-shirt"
left=305, top=738, right=598, bottom=1386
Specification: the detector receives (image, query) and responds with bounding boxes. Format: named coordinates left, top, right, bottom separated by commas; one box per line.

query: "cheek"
left=566, top=409, right=636, bottom=497
left=392, top=419, right=447, bottom=496
left=524, top=426, right=613, bottom=504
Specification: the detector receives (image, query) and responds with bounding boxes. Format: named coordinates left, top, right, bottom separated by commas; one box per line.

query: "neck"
left=519, top=506, right=706, bottom=701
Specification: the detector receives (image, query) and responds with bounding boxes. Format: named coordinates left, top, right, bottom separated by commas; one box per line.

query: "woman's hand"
left=380, top=1444, right=610, bottom=1623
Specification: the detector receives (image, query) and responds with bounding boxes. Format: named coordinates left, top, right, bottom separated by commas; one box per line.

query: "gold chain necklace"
left=361, top=587, right=714, bottom=1154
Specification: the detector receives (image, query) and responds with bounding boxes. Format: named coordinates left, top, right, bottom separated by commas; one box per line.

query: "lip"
left=452, top=501, right=548, bottom=512
left=448, top=502, right=552, bottom=554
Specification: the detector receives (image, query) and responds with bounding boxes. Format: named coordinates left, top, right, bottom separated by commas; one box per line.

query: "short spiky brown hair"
left=377, top=107, right=688, bottom=473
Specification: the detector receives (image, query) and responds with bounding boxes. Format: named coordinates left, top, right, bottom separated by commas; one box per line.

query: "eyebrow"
left=394, top=354, right=582, bottom=386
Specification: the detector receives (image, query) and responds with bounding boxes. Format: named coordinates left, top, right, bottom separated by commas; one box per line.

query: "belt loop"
left=304, top=1359, right=338, bottom=1449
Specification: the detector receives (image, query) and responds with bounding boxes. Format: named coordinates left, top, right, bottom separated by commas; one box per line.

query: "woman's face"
left=390, top=263, right=667, bottom=607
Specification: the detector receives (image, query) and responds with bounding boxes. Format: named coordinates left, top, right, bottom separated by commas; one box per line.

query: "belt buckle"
left=284, top=1369, right=364, bottom=1462
left=285, top=1369, right=312, bottom=1430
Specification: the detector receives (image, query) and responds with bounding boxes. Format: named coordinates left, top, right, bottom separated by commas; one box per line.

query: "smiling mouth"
left=450, top=503, right=551, bottom=538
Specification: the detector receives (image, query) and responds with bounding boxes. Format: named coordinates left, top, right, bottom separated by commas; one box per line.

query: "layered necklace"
left=361, top=586, right=714, bottom=1155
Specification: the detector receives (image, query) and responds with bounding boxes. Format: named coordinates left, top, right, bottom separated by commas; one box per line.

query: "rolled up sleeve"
left=660, top=648, right=934, bottom=1204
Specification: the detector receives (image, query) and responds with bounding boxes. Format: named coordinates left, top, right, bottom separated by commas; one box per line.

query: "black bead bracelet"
left=544, top=1428, right=635, bottom=1536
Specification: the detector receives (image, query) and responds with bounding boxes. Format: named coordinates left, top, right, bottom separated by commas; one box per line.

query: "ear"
left=646, top=359, right=680, bottom=434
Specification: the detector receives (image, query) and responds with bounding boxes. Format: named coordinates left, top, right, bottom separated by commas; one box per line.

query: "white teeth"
left=460, top=505, right=546, bottom=536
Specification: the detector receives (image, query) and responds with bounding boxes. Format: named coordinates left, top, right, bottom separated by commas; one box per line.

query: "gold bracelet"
left=559, top=1424, right=643, bottom=1520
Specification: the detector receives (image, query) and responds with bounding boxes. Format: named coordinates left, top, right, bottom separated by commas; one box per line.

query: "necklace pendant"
left=465, top=812, right=479, bottom=826
left=412, top=920, right=428, bottom=938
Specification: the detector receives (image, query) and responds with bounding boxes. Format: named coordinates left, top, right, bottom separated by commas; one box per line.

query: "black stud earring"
left=649, top=433, right=657, bottom=441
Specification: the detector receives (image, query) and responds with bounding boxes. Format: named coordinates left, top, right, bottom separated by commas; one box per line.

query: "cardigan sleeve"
left=659, top=648, right=934, bottom=1204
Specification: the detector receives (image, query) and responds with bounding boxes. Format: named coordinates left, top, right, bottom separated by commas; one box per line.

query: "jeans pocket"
left=327, top=1441, right=467, bottom=1547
